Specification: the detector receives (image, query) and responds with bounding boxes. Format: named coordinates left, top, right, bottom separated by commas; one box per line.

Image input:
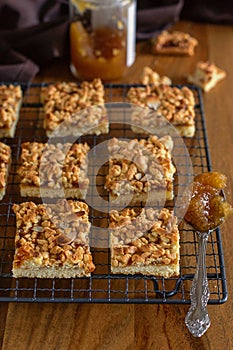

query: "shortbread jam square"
left=187, top=61, right=226, bottom=92
left=18, top=142, right=90, bottom=199
left=105, top=135, right=176, bottom=205
left=41, top=79, right=109, bottom=137
left=127, top=84, right=196, bottom=137
left=12, top=200, right=95, bottom=278
left=109, top=207, right=180, bottom=277
left=0, top=84, right=22, bottom=138
left=152, top=30, right=198, bottom=56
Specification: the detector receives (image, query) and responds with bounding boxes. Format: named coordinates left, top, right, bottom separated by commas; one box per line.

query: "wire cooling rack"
left=0, top=83, right=228, bottom=303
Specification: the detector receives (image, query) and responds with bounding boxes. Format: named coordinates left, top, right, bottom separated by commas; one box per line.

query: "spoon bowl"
left=185, top=187, right=231, bottom=337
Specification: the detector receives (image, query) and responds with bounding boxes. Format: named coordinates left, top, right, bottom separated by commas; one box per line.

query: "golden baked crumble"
left=12, top=200, right=95, bottom=278
left=105, top=135, right=176, bottom=204
left=41, top=79, right=109, bottom=137
left=0, top=142, right=11, bottom=200
left=0, top=84, right=22, bottom=137
left=128, top=84, right=196, bottom=137
left=110, top=207, right=180, bottom=277
left=139, top=66, right=172, bottom=86
left=18, top=142, right=90, bottom=199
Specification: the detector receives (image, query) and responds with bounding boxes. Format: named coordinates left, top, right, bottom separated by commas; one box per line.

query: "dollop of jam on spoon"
left=184, top=172, right=233, bottom=337
left=185, top=172, right=233, bottom=232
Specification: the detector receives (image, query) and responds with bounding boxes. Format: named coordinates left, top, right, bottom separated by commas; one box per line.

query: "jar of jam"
left=69, top=0, right=136, bottom=81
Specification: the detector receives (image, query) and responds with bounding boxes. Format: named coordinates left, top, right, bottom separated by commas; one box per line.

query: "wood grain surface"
left=1, top=21, right=233, bottom=350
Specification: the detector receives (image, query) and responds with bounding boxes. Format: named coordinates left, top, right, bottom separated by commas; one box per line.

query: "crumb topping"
left=0, top=85, right=22, bottom=128
left=0, top=142, right=11, bottom=188
left=110, top=207, right=179, bottom=267
left=41, top=79, right=106, bottom=132
left=12, top=200, right=95, bottom=272
left=128, top=84, right=195, bottom=126
left=18, top=142, right=89, bottom=189
left=140, top=66, right=172, bottom=86
left=105, top=136, right=175, bottom=196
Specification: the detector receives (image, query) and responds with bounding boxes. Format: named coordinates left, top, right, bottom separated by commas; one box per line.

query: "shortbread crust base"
left=20, top=185, right=88, bottom=199
left=152, top=47, right=195, bottom=56
left=13, top=263, right=91, bottom=278
left=109, top=187, right=173, bottom=206
left=131, top=124, right=195, bottom=138
left=45, top=121, right=109, bottom=138
left=111, top=264, right=179, bottom=278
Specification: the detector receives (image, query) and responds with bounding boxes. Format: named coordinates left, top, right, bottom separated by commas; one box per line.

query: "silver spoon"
left=185, top=190, right=226, bottom=337
left=185, top=230, right=211, bottom=337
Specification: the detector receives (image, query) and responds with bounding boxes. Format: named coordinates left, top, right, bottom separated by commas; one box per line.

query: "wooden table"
left=1, top=21, right=233, bottom=350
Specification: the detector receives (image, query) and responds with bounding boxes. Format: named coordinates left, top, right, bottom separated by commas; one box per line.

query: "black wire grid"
left=0, top=83, right=228, bottom=303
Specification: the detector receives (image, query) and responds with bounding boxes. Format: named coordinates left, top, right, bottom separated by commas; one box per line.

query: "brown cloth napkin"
left=136, top=0, right=184, bottom=40
left=180, top=0, right=233, bottom=24
left=0, top=45, right=39, bottom=82
left=136, top=0, right=233, bottom=39
left=0, top=0, right=69, bottom=82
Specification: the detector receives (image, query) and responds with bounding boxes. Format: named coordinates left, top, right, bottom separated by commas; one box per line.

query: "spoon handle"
left=185, top=232, right=211, bottom=337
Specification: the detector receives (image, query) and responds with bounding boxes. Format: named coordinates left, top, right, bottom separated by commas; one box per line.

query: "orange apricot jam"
left=70, top=21, right=127, bottom=81
left=184, top=172, right=233, bottom=232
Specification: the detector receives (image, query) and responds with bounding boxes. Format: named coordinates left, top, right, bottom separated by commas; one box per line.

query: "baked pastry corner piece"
left=18, top=142, right=89, bottom=199
left=0, top=84, right=22, bottom=138
left=110, top=207, right=180, bottom=277
left=0, top=142, right=11, bottom=200
left=187, top=61, right=226, bottom=92
left=152, top=30, right=198, bottom=56
left=128, top=84, right=196, bottom=137
left=12, top=200, right=95, bottom=278
left=105, top=135, right=176, bottom=205
left=41, top=79, right=109, bottom=137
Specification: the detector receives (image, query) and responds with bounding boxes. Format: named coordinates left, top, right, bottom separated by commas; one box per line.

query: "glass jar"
left=69, top=0, right=136, bottom=81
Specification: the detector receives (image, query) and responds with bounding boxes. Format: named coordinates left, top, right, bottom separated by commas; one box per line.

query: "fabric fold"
left=0, top=1, right=69, bottom=82
left=0, top=46, right=39, bottom=82
left=136, top=0, right=184, bottom=40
